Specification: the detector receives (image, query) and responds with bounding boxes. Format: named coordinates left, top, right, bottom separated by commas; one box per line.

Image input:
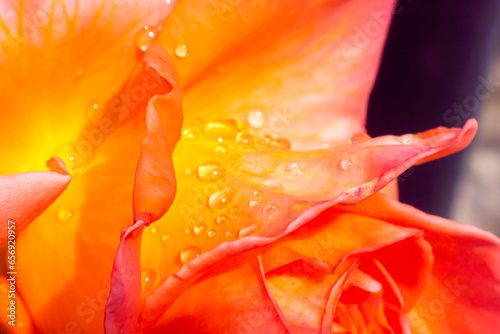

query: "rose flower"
left=0, top=0, right=499, bottom=334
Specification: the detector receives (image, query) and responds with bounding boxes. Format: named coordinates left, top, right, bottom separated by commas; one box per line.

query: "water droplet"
left=204, top=122, right=237, bottom=140
left=162, top=235, right=170, bottom=242
left=184, top=228, right=192, bottom=235
left=225, top=231, right=233, bottom=237
left=136, top=25, right=158, bottom=52
left=193, top=223, right=207, bottom=236
left=341, top=157, right=353, bottom=171
left=287, top=162, right=303, bottom=175
left=180, top=246, right=202, bottom=264
left=185, top=168, right=193, bottom=176
left=141, top=269, right=157, bottom=295
left=249, top=201, right=259, bottom=208
left=207, top=230, right=217, bottom=238
left=216, top=215, right=227, bottom=224
left=86, top=102, right=100, bottom=122
left=229, top=206, right=239, bottom=214
left=247, top=109, right=265, bottom=128
left=198, top=162, right=224, bottom=181
left=174, top=44, right=188, bottom=58
left=150, top=227, right=157, bottom=234
left=58, top=207, right=74, bottom=222
left=263, top=179, right=283, bottom=191
left=209, top=187, right=232, bottom=210
left=215, top=145, right=229, bottom=154
left=399, top=134, right=418, bottom=145
left=349, top=132, right=371, bottom=144
left=236, top=132, right=254, bottom=145
left=253, top=190, right=262, bottom=197
left=239, top=224, right=259, bottom=238
left=272, top=138, right=291, bottom=150
left=182, top=128, right=197, bottom=139
left=263, top=204, right=276, bottom=213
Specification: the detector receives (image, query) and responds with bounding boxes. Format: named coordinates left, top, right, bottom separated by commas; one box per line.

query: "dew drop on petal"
left=180, top=246, right=202, bottom=264
left=247, top=109, right=266, bottom=128
left=215, top=145, right=229, bottom=154
left=204, top=121, right=237, bottom=140
left=135, top=25, right=157, bottom=52
left=150, top=227, right=157, bottom=234
left=207, top=230, right=217, bottom=238
left=253, top=190, right=262, bottom=197
left=209, top=188, right=232, bottom=210
left=58, top=207, right=74, bottom=223
left=399, top=134, right=419, bottom=145
left=161, top=235, right=170, bottom=242
left=341, top=157, right=353, bottom=171
left=236, top=132, right=254, bottom=145
left=238, top=224, right=259, bottom=238
left=141, top=268, right=157, bottom=295
left=198, top=162, right=224, bottom=181
left=287, top=162, right=303, bottom=175
left=349, top=132, right=371, bottom=144
left=174, top=44, right=188, bottom=58
left=249, top=200, right=259, bottom=208
left=86, top=102, right=100, bottom=122
left=216, top=215, right=227, bottom=224
left=193, top=223, right=207, bottom=236
left=263, top=179, right=283, bottom=191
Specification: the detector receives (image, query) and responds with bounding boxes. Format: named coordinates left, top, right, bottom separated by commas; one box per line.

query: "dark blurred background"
left=367, top=0, right=500, bottom=234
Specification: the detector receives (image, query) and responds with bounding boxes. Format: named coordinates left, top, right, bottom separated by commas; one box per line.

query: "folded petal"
left=15, top=46, right=177, bottom=333
left=0, top=158, right=70, bottom=246
left=136, top=121, right=474, bottom=330
left=337, top=193, right=500, bottom=333
left=149, top=253, right=289, bottom=334
left=157, top=0, right=397, bottom=149
left=0, top=0, right=176, bottom=175
left=105, top=46, right=183, bottom=334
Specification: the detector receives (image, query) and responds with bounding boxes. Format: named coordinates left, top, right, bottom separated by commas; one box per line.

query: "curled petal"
left=105, top=46, right=183, bottom=334
left=0, top=158, right=70, bottom=246
left=137, top=120, right=475, bottom=330
left=338, top=193, right=500, bottom=333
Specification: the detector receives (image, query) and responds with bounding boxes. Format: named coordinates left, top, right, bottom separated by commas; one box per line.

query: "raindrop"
left=193, top=223, right=207, bottom=236
left=180, top=246, right=202, bottom=264
left=198, top=162, right=224, bottom=181
left=204, top=121, right=237, bottom=140
left=247, top=109, right=265, bottom=128
left=340, top=157, right=353, bottom=171
left=161, top=235, right=170, bottom=242
left=216, top=215, right=227, bottom=224
left=215, top=145, right=229, bottom=154
left=349, top=132, right=371, bottom=144
left=207, top=230, right=217, bottom=238
left=287, top=162, right=303, bottom=175
left=236, top=132, right=254, bottom=145
left=249, top=201, right=259, bottom=208
left=135, top=25, right=158, bottom=52
left=141, top=269, right=157, bottom=295
left=209, top=188, right=232, bottom=210
left=175, top=44, right=188, bottom=58
left=58, top=207, right=74, bottom=223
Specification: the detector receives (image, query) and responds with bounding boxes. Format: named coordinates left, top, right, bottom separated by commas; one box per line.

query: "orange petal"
left=105, top=46, right=183, bottom=333
left=0, top=0, right=177, bottom=175
left=0, top=277, right=35, bottom=333
left=0, top=158, right=70, bottom=246
left=158, top=0, right=397, bottom=149
left=15, top=46, right=176, bottom=333
left=135, top=121, right=474, bottom=330
left=149, top=253, right=289, bottom=334
left=338, top=193, right=500, bottom=333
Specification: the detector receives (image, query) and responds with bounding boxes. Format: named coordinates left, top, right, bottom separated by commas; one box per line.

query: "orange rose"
left=0, top=1, right=498, bottom=334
